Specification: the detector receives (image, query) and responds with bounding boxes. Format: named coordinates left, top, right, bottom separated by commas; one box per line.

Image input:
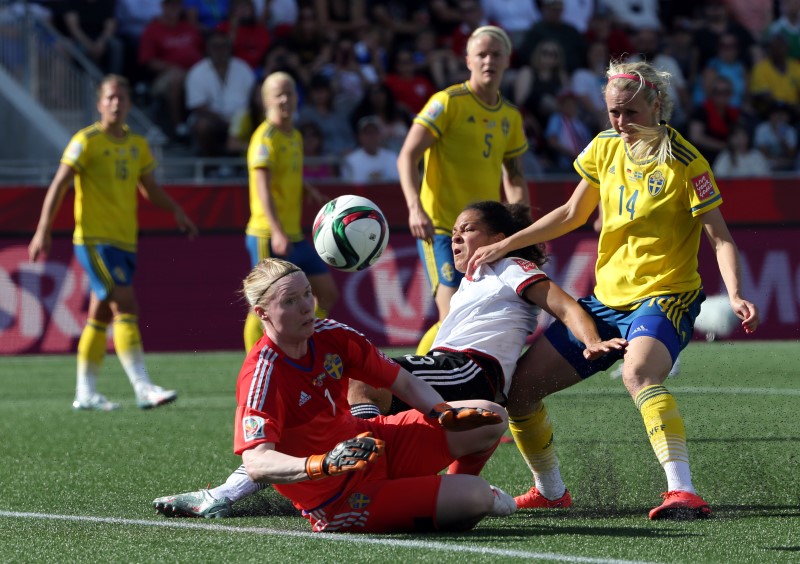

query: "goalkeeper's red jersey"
left=233, top=318, right=400, bottom=509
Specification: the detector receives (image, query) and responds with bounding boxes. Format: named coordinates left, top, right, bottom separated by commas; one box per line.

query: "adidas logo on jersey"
left=299, top=391, right=311, bottom=406
left=631, top=324, right=647, bottom=335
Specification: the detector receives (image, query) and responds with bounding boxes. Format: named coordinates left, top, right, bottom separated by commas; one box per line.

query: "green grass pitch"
left=1, top=341, right=798, bottom=563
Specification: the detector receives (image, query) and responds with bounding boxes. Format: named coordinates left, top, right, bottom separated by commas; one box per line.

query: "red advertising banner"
left=2, top=177, right=800, bottom=236
left=1, top=227, right=797, bottom=354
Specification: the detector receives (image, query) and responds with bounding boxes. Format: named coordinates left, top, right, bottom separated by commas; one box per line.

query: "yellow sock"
left=76, top=319, right=108, bottom=399
left=415, top=321, right=441, bottom=355
left=509, top=403, right=564, bottom=498
left=636, top=385, right=689, bottom=465
left=244, top=312, right=264, bottom=352
left=113, top=314, right=151, bottom=390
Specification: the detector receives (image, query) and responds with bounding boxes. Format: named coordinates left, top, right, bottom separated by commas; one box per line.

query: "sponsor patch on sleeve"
left=691, top=172, right=715, bottom=200
left=425, top=100, right=444, bottom=120
left=243, top=415, right=266, bottom=441
left=64, top=140, right=83, bottom=161
left=511, top=258, right=539, bottom=272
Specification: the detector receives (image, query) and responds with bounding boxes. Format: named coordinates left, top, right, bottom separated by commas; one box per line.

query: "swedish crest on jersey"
left=323, top=353, right=343, bottom=380
left=348, top=492, right=371, bottom=509
left=647, top=171, right=665, bottom=196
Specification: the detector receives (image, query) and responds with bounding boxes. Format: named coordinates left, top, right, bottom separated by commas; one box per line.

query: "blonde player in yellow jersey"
left=243, top=71, right=337, bottom=351
left=469, top=60, right=760, bottom=519
left=28, top=75, right=198, bottom=411
left=397, top=25, right=530, bottom=356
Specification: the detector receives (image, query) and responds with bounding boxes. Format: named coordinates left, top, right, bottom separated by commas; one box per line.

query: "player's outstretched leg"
left=636, top=384, right=711, bottom=520
left=509, top=402, right=572, bottom=509
left=153, top=465, right=268, bottom=518
left=153, top=489, right=233, bottom=519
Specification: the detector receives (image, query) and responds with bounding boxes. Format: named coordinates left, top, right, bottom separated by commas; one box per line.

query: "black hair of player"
left=464, top=200, right=548, bottom=265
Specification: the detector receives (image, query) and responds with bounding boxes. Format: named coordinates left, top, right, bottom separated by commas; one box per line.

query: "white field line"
left=174, top=386, right=800, bottom=407
left=555, top=386, right=800, bottom=397
left=0, top=510, right=655, bottom=564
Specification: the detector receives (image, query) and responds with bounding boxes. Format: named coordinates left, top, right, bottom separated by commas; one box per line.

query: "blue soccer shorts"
left=246, top=234, right=329, bottom=276
left=74, top=243, right=136, bottom=301
left=545, top=291, right=706, bottom=379
left=417, top=234, right=462, bottom=294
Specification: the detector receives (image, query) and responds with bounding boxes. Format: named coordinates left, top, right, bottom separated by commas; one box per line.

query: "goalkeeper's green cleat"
left=153, top=489, right=232, bottom=518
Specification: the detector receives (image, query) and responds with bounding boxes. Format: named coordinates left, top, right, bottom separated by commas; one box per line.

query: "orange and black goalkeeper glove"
left=428, top=402, right=503, bottom=431
left=305, top=432, right=385, bottom=480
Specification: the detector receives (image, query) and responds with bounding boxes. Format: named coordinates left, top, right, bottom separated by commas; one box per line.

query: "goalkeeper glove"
left=428, top=402, right=503, bottom=431
left=305, top=432, right=385, bottom=480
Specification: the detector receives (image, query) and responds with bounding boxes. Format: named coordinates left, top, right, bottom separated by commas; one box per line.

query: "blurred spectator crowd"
left=10, top=0, right=800, bottom=179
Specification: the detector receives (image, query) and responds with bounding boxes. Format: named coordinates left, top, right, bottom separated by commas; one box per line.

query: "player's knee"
left=347, top=381, right=391, bottom=414
left=457, top=477, right=496, bottom=515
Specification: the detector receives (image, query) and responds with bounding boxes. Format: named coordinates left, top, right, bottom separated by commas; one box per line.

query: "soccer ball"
left=312, top=195, right=390, bottom=272
left=694, top=294, right=739, bottom=341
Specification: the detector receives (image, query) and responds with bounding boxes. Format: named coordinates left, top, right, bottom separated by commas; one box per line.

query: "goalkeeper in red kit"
left=156, top=259, right=515, bottom=533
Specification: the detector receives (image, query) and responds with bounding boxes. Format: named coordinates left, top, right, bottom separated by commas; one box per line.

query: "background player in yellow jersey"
left=469, top=60, right=760, bottom=519
left=243, top=71, right=337, bottom=351
left=397, top=25, right=530, bottom=355
left=28, top=75, right=198, bottom=411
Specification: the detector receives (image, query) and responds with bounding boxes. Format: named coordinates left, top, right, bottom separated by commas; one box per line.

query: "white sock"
left=534, top=467, right=567, bottom=500
left=75, top=361, right=98, bottom=401
left=663, top=460, right=695, bottom=493
left=117, top=348, right=153, bottom=393
left=209, top=465, right=267, bottom=503
left=489, top=485, right=517, bottom=517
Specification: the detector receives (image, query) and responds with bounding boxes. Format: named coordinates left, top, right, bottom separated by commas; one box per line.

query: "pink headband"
left=608, top=73, right=659, bottom=92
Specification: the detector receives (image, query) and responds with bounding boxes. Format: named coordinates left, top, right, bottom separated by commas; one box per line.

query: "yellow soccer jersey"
left=414, top=82, right=528, bottom=233
left=245, top=121, right=304, bottom=240
left=574, top=127, right=723, bottom=308
left=62, top=123, right=156, bottom=251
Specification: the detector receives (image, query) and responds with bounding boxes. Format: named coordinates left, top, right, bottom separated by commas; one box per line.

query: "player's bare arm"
left=302, top=182, right=327, bottom=206
left=242, top=436, right=384, bottom=483
left=29, top=163, right=75, bottom=262
left=502, top=154, right=529, bottom=206
left=255, top=167, right=291, bottom=255
left=397, top=123, right=436, bottom=240
left=390, top=368, right=504, bottom=431
left=701, top=208, right=760, bottom=333
left=138, top=171, right=198, bottom=238
left=468, top=179, right=600, bottom=275
left=242, top=442, right=318, bottom=484
left=524, top=278, right=627, bottom=360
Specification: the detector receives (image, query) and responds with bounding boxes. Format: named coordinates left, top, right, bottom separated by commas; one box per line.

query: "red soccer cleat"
left=648, top=490, right=711, bottom=520
left=514, top=487, right=572, bottom=509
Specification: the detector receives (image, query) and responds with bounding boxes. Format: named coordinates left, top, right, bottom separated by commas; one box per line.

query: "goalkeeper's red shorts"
left=302, top=409, right=453, bottom=533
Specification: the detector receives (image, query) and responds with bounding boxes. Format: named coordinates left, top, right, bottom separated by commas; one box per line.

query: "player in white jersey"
left=357, top=201, right=625, bottom=418
left=152, top=201, right=625, bottom=518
